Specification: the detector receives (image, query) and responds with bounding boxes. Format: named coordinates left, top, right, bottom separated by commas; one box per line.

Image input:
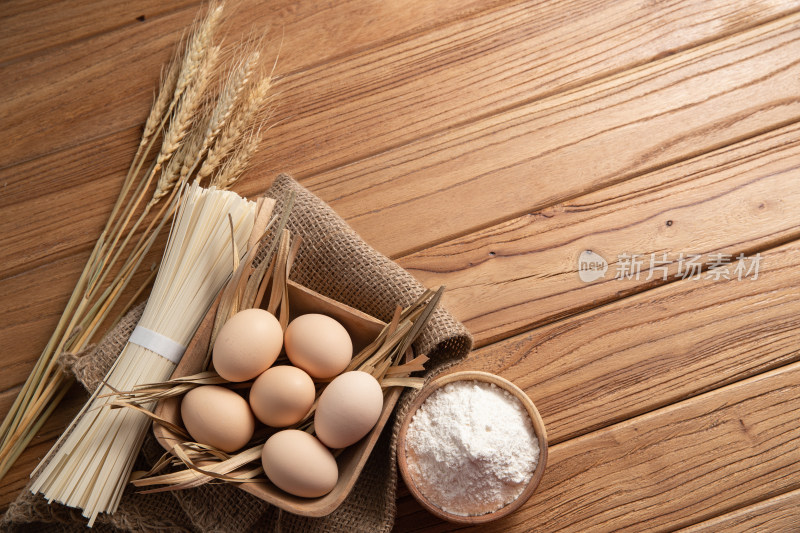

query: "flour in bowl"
left=404, top=380, right=540, bottom=516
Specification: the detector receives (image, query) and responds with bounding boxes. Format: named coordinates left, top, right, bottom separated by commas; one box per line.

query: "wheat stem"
left=108, top=267, right=158, bottom=334
left=0, top=380, right=71, bottom=481
left=0, top=375, right=64, bottom=463
left=90, top=156, right=159, bottom=295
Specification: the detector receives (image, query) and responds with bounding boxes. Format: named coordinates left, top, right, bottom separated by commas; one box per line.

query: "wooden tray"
left=153, top=279, right=407, bottom=517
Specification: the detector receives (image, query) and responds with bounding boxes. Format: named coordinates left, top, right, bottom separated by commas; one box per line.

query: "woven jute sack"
left=2, top=174, right=472, bottom=532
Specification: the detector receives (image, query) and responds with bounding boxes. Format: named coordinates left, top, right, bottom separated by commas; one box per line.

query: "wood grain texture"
left=396, top=240, right=800, bottom=529
left=400, top=122, right=800, bottom=346
left=0, top=0, right=499, bottom=170
left=3, top=0, right=799, bottom=279
left=3, top=2, right=796, bottom=399
left=0, top=0, right=199, bottom=64
left=307, top=12, right=800, bottom=257
left=3, top=0, right=800, bottom=528
left=244, top=0, right=800, bottom=182
left=397, top=361, right=800, bottom=532
left=676, top=488, right=800, bottom=532
left=447, top=241, right=800, bottom=445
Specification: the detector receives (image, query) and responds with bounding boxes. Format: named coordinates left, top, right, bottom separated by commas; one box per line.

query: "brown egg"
left=261, top=430, right=338, bottom=498
left=213, top=308, right=283, bottom=382
left=314, top=371, right=383, bottom=449
left=249, top=365, right=315, bottom=427
left=180, top=385, right=255, bottom=452
left=284, top=314, right=353, bottom=379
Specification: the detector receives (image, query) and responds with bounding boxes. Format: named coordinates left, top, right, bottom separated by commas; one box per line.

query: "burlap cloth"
left=2, top=174, right=472, bottom=532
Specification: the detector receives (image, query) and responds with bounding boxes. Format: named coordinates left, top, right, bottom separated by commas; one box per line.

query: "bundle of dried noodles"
left=30, top=183, right=256, bottom=525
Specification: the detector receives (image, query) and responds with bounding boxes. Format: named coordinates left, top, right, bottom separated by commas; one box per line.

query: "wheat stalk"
left=172, top=2, right=224, bottom=109
left=0, top=0, right=277, bottom=483
left=202, top=51, right=260, bottom=155
left=212, top=125, right=262, bottom=189
left=198, top=74, right=273, bottom=181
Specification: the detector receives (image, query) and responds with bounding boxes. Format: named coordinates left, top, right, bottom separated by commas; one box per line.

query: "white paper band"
left=129, top=326, right=186, bottom=364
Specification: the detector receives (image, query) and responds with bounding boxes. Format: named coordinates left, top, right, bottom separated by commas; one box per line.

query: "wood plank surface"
left=677, top=488, right=800, bottom=532
left=4, top=0, right=797, bottom=279
left=449, top=241, right=800, bottom=444
left=3, top=1, right=797, bottom=400
left=2, top=0, right=800, bottom=529
left=308, top=12, right=800, bottom=257
left=245, top=0, right=800, bottom=182
left=400, top=121, right=800, bottom=346
left=396, top=239, right=800, bottom=529
left=0, top=0, right=499, bottom=170
left=397, top=361, right=800, bottom=531
left=0, top=1, right=199, bottom=64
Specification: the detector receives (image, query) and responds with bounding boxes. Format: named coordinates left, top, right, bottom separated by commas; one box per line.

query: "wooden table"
left=2, top=1, right=800, bottom=530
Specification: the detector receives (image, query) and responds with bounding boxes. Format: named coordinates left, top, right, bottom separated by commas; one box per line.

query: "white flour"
left=405, top=380, right=540, bottom=516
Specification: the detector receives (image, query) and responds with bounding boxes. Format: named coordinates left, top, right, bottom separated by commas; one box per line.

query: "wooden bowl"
left=153, top=280, right=409, bottom=517
left=396, top=371, right=548, bottom=525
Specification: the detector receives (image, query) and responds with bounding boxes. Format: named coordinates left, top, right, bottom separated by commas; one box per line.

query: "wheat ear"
left=150, top=44, right=221, bottom=204
left=203, top=50, right=260, bottom=154
left=157, top=125, right=206, bottom=203
left=197, top=74, right=272, bottom=181
left=172, top=2, right=224, bottom=107
left=143, top=58, right=182, bottom=148
left=211, top=125, right=263, bottom=189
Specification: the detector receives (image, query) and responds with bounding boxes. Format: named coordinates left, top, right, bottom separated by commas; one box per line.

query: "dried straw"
left=114, top=280, right=441, bottom=494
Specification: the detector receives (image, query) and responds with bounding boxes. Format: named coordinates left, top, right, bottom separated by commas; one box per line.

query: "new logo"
left=578, top=250, right=608, bottom=283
